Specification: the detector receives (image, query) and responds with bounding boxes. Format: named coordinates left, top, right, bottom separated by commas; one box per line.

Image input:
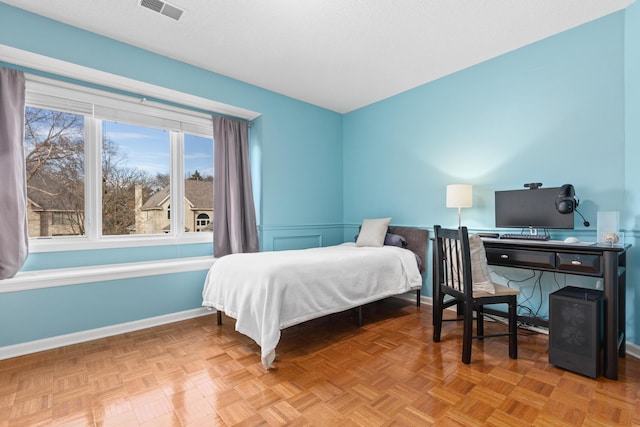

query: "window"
left=24, top=107, right=85, bottom=238
left=101, top=121, right=170, bottom=236
left=184, top=133, right=214, bottom=233
left=196, top=213, right=211, bottom=232
left=24, top=75, right=216, bottom=250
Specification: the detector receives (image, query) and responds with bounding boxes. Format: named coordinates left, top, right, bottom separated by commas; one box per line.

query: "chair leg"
left=476, top=305, right=484, bottom=340
left=433, top=292, right=444, bottom=342
left=462, top=301, right=473, bottom=364
left=416, top=289, right=421, bottom=306
left=508, top=296, right=518, bottom=359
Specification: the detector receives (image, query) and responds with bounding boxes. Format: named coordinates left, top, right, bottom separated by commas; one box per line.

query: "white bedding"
left=202, top=242, right=422, bottom=368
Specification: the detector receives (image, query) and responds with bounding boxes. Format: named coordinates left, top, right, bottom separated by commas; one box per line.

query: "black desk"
left=481, top=238, right=629, bottom=380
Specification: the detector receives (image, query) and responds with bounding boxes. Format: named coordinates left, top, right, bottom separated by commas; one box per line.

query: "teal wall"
left=344, top=10, right=639, bottom=344
left=344, top=12, right=625, bottom=229
left=1, top=2, right=639, bottom=349
left=625, top=2, right=640, bottom=343
left=0, top=271, right=208, bottom=345
left=0, top=3, right=343, bottom=347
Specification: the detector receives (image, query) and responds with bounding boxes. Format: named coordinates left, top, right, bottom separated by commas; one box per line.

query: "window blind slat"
left=25, top=92, right=94, bottom=116
left=25, top=76, right=213, bottom=136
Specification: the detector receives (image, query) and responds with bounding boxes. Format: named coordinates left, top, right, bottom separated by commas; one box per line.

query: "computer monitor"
left=495, top=187, right=574, bottom=230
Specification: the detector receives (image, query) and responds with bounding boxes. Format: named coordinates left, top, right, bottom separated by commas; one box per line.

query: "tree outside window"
left=24, top=107, right=214, bottom=239
left=24, top=107, right=85, bottom=237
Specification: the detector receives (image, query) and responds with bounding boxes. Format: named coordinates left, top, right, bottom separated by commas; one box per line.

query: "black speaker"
left=549, top=286, right=603, bottom=378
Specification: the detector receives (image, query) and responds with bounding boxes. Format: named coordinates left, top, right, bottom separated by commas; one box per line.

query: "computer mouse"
left=564, top=237, right=580, bottom=244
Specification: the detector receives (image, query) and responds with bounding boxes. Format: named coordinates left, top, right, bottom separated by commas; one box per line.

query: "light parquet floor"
left=1, top=299, right=639, bottom=426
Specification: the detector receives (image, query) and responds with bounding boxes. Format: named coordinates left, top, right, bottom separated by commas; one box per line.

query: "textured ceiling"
left=1, top=0, right=634, bottom=113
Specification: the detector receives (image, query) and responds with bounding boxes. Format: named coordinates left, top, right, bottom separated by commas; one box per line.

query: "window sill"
left=0, top=256, right=215, bottom=293
left=28, top=233, right=213, bottom=253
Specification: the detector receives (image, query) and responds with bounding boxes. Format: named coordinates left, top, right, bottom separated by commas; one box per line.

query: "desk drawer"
left=556, top=253, right=601, bottom=274
left=486, top=248, right=555, bottom=269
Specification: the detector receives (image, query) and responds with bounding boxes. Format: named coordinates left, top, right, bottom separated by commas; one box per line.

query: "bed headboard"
left=388, top=226, right=429, bottom=274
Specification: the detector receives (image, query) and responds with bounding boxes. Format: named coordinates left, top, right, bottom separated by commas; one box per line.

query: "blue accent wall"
left=1, top=2, right=639, bottom=348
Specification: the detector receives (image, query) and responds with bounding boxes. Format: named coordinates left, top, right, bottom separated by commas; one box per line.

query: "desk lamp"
left=446, top=184, right=473, bottom=227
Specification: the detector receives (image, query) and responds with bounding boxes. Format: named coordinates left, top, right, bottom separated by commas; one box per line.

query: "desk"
left=481, top=238, right=629, bottom=380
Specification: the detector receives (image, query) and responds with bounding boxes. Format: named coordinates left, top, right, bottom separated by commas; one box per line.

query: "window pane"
left=24, top=107, right=85, bottom=237
left=101, top=121, right=170, bottom=235
left=184, top=134, right=213, bottom=233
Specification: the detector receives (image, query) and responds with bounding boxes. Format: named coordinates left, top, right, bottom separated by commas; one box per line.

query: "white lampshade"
left=446, top=184, right=472, bottom=227
left=446, top=184, right=473, bottom=208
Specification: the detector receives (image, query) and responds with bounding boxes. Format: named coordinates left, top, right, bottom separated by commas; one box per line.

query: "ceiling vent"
left=139, top=0, right=184, bottom=21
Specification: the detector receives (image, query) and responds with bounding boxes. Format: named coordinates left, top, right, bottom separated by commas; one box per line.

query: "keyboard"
left=500, top=233, right=550, bottom=241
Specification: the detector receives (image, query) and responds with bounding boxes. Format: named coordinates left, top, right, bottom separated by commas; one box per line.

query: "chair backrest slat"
left=434, top=225, right=473, bottom=297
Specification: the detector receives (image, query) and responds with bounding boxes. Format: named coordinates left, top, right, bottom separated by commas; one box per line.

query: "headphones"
left=556, top=184, right=577, bottom=214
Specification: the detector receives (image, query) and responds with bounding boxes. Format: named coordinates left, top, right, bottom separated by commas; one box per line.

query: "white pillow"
left=355, top=217, right=392, bottom=247
left=469, top=233, right=495, bottom=294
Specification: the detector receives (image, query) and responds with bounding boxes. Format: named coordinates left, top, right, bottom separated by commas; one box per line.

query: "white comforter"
left=202, top=242, right=422, bottom=368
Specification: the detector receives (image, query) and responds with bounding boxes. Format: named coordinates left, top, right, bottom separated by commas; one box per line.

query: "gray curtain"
left=213, top=115, right=259, bottom=256
left=0, top=68, right=28, bottom=279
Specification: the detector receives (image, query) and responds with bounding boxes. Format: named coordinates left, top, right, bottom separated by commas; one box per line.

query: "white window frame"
left=0, top=44, right=261, bottom=253
left=25, top=76, right=211, bottom=253
left=1, top=45, right=260, bottom=253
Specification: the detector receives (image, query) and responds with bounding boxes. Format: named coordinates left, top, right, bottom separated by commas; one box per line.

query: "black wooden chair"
left=432, top=225, right=519, bottom=364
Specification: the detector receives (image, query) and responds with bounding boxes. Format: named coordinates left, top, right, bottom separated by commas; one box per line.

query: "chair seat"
left=473, top=283, right=520, bottom=298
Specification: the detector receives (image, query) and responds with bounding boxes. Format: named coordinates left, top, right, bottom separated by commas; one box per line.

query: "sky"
left=102, top=121, right=214, bottom=179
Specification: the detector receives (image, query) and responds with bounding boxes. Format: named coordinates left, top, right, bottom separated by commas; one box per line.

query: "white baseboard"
left=0, top=307, right=214, bottom=361
left=626, top=341, right=640, bottom=360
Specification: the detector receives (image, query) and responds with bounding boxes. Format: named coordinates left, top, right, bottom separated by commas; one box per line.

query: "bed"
left=201, top=224, right=428, bottom=368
